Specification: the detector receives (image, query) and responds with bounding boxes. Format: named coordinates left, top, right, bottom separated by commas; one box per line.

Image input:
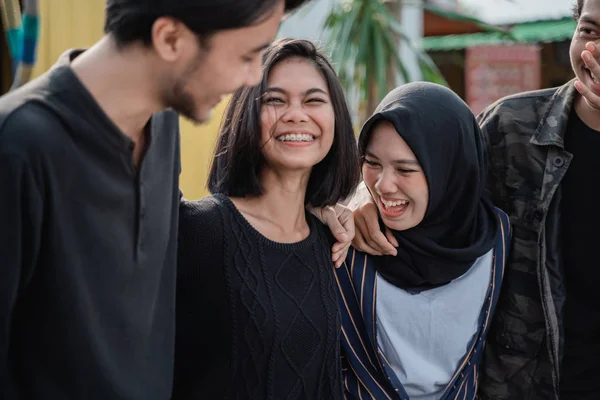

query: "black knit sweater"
left=173, top=194, right=343, bottom=399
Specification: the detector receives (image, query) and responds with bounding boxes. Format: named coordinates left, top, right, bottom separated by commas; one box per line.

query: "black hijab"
left=358, top=82, right=499, bottom=292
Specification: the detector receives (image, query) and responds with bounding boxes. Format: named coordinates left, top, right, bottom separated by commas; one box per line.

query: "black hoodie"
left=0, top=50, right=180, bottom=399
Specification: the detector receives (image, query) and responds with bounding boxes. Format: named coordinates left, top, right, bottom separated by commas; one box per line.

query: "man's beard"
left=162, top=52, right=209, bottom=125
left=164, top=82, right=206, bottom=124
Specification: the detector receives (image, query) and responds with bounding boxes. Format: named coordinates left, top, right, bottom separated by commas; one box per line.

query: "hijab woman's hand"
left=352, top=199, right=398, bottom=256
left=348, top=182, right=398, bottom=256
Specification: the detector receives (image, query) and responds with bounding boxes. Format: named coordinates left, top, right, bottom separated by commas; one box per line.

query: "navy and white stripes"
left=335, top=208, right=512, bottom=400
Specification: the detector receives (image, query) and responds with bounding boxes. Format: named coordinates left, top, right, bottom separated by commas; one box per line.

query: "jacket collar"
left=531, top=79, right=578, bottom=148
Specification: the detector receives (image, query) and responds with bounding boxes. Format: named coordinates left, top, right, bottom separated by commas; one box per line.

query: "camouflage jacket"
left=476, top=80, right=577, bottom=400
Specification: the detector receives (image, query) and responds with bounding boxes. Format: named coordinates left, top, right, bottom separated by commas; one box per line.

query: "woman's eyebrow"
left=365, top=151, right=419, bottom=165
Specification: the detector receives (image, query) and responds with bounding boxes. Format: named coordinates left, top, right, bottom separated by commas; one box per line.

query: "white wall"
left=399, top=4, right=424, bottom=82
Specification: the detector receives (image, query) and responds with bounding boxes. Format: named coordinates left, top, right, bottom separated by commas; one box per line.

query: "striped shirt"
left=335, top=208, right=511, bottom=400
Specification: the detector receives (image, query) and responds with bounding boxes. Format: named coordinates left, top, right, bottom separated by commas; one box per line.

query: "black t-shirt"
left=0, top=50, right=181, bottom=399
left=560, top=109, right=600, bottom=399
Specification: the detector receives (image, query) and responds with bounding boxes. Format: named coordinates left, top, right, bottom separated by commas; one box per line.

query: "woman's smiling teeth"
left=381, top=198, right=408, bottom=209
left=276, top=133, right=315, bottom=142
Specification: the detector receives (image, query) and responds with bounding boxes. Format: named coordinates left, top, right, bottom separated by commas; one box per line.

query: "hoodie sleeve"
left=0, top=151, right=43, bottom=391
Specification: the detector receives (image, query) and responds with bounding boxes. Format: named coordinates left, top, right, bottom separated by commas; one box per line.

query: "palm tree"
left=323, top=0, right=507, bottom=123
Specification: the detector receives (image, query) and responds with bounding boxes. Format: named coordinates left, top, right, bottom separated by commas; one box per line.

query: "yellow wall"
left=32, top=0, right=219, bottom=199
left=178, top=104, right=227, bottom=199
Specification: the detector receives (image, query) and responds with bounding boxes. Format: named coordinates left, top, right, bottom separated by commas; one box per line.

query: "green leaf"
left=380, top=27, right=410, bottom=84
left=325, top=1, right=362, bottom=87
left=321, top=0, right=453, bottom=119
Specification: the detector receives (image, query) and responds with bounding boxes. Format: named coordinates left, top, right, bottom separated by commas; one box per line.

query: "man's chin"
left=180, top=108, right=214, bottom=125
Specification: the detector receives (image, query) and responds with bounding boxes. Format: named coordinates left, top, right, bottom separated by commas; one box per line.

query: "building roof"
left=423, top=3, right=508, bottom=36
left=422, top=16, right=576, bottom=51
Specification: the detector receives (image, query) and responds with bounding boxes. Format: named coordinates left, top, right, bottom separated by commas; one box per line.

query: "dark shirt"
left=0, top=50, right=181, bottom=399
left=560, top=109, right=600, bottom=400
left=174, top=194, right=343, bottom=399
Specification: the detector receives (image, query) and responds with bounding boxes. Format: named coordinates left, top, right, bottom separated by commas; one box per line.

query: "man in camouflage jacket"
left=476, top=79, right=577, bottom=400
left=476, top=0, right=600, bottom=397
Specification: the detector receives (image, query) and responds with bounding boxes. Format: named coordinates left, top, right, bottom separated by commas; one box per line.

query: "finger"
left=582, top=49, right=598, bottom=67
left=582, top=50, right=600, bottom=88
left=353, top=241, right=383, bottom=257
left=354, top=212, right=390, bottom=255
left=353, top=208, right=385, bottom=253
left=335, top=205, right=355, bottom=243
left=586, top=41, right=597, bottom=55
left=329, top=205, right=354, bottom=249
left=334, top=254, right=347, bottom=269
left=365, top=229, right=397, bottom=256
left=384, top=227, right=399, bottom=248
left=575, top=80, right=600, bottom=111
left=331, top=241, right=349, bottom=259
left=352, top=226, right=383, bottom=256
left=322, top=206, right=350, bottom=243
left=332, top=240, right=349, bottom=253
left=332, top=243, right=351, bottom=268
left=363, top=208, right=397, bottom=255
left=353, top=211, right=384, bottom=254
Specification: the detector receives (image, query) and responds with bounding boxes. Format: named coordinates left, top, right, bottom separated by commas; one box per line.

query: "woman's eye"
left=397, top=169, right=416, bottom=174
left=263, top=97, right=284, bottom=104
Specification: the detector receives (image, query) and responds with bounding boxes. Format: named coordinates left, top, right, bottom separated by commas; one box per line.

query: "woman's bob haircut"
left=207, top=38, right=360, bottom=207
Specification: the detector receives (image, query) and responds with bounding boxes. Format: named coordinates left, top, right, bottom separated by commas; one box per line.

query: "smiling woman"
left=207, top=38, right=359, bottom=205
left=361, top=120, right=429, bottom=231
left=173, top=38, right=360, bottom=400
left=337, top=82, right=512, bottom=400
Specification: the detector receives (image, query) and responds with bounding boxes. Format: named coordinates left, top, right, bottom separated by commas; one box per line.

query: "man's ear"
left=151, top=17, right=190, bottom=63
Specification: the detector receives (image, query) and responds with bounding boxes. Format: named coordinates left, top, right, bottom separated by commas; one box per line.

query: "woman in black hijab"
left=335, top=82, right=511, bottom=400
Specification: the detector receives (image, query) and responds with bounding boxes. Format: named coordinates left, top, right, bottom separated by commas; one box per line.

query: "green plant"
left=324, top=0, right=450, bottom=120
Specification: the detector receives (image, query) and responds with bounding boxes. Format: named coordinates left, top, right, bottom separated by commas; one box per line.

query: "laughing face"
left=362, top=121, right=429, bottom=231
left=259, top=57, right=335, bottom=172
left=570, top=0, right=600, bottom=91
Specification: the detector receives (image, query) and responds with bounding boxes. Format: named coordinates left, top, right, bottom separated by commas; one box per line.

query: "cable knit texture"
left=173, top=194, right=343, bottom=400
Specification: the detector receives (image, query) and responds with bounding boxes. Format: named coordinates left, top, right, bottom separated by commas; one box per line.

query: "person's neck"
left=574, top=93, right=600, bottom=132
left=71, top=36, right=164, bottom=148
left=231, top=168, right=311, bottom=242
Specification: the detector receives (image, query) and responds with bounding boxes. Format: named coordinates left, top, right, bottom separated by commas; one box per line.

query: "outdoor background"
left=0, top=0, right=577, bottom=199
